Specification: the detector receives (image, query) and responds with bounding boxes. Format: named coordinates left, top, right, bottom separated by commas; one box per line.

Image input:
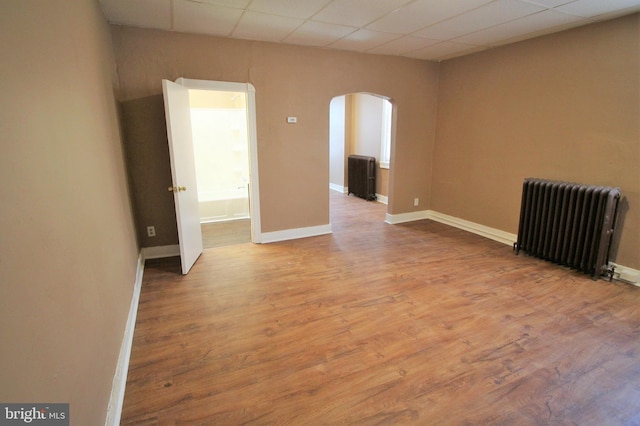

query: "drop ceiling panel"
left=194, top=0, right=251, bottom=8
left=313, top=0, right=412, bottom=27
left=232, top=12, right=304, bottom=42
left=99, top=0, right=640, bottom=61
left=99, top=0, right=171, bottom=29
left=519, top=0, right=576, bottom=7
left=556, top=0, right=640, bottom=17
left=248, top=0, right=332, bottom=19
left=367, top=36, right=441, bottom=56
left=173, top=0, right=243, bottom=36
left=284, top=21, right=357, bottom=46
left=328, top=29, right=401, bottom=51
left=414, top=0, right=546, bottom=40
left=366, top=0, right=495, bottom=34
left=455, top=9, right=584, bottom=46
left=405, top=41, right=485, bottom=60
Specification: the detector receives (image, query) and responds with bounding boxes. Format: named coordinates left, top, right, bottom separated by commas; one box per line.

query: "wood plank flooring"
left=201, top=219, right=251, bottom=249
left=121, top=192, right=640, bottom=425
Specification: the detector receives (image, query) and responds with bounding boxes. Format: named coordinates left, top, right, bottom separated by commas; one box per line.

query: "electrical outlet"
left=414, top=198, right=419, bottom=207
left=147, top=226, right=156, bottom=237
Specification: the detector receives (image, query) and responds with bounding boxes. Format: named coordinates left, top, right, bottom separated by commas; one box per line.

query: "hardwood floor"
left=122, top=192, right=640, bottom=425
left=201, top=219, right=251, bottom=249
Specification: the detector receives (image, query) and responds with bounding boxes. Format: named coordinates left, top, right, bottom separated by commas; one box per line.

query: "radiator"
left=514, top=178, right=620, bottom=280
left=348, top=155, right=377, bottom=201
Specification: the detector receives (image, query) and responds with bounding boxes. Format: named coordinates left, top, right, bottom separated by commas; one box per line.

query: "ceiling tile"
left=173, top=0, right=243, bottom=36
left=518, top=0, right=576, bottom=7
left=99, top=0, right=171, bottom=29
left=100, top=0, right=640, bottom=61
left=592, top=6, right=640, bottom=21
left=284, top=21, right=357, bottom=46
left=328, top=29, right=401, bottom=51
left=414, top=0, right=546, bottom=40
left=556, top=0, right=640, bottom=17
left=367, top=36, right=441, bottom=55
left=455, top=9, right=585, bottom=46
left=405, top=41, right=485, bottom=60
left=192, top=0, right=251, bottom=7
left=312, top=0, right=412, bottom=27
left=366, top=0, right=494, bottom=34
left=248, top=0, right=332, bottom=19
left=232, top=11, right=303, bottom=42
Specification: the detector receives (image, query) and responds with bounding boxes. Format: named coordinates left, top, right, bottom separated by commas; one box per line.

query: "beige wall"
left=379, top=167, right=390, bottom=198
left=433, top=14, right=639, bottom=269
left=112, top=27, right=440, bottom=234
left=120, top=95, right=179, bottom=247
left=112, top=13, right=637, bottom=269
left=0, top=0, right=139, bottom=424
left=2, top=3, right=634, bottom=424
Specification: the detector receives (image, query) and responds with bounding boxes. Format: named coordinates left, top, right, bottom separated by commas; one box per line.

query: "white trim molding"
left=425, top=211, right=517, bottom=246
left=261, top=224, right=332, bottom=244
left=105, top=253, right=145, bottom=426
left=375, top=194, right=388, bottom=205
left=386, top=211, right=514, bottom=243
left=385, top=210, right=430, bottom=224
left=609, top=263, right=640, bottom=286
left=388, top=209, right=638, bottom=286
left=141, top=245, right=180, bottom=260
left=386, top=209, right=516, bottom=246
left=330, top=183, right=347, bottom=193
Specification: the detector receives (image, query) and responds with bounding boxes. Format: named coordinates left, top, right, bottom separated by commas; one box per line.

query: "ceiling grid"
left=100, top=0, right=640, bottom=61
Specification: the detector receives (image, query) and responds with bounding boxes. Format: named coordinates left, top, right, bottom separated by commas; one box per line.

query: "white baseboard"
left=388, top=209, right=638, bottom=286
left=329, top=184, right=386, bottom=204
left=141, top=244, right=180, bottom=260
left=425, top=211, right=517, bottom=246
left=330, top=183, right=347, bottom=193
left=105, top=253, right=145, bottom=426
left=386, top=209, right=516, bottom=247
left=386, top=209, right=518, bottom=246
left=261, top=224, right=332, bottom=243
left=609, top=263, right=640, bottom=286
left=376, top=194, right=388, bottom=205
left=385, top=210, right=430, bottom=224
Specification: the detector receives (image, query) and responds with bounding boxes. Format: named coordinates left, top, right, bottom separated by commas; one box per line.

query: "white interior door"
left=162, top=79, right=203, bottom=274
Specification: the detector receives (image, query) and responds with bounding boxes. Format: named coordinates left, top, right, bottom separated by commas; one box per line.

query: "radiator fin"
left=515, top=178, right=620, bottom=280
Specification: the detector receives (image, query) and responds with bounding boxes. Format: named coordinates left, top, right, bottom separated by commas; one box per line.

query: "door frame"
left=177, top=78, right=263, bottom=243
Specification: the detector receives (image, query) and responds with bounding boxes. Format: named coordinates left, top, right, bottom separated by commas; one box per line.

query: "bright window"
left=380, top=99, right=392, bottom=169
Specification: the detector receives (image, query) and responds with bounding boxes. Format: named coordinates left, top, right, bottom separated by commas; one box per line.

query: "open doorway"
left=189, top=89, right=252, bottom=249
left=163, top=78, right=261, bottom=273
left=329, top=93, right=393, bottom=220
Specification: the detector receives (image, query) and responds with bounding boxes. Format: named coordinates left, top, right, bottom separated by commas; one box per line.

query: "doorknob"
left=168, top=186, right=187, bottom=192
